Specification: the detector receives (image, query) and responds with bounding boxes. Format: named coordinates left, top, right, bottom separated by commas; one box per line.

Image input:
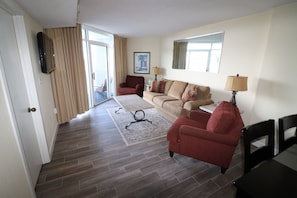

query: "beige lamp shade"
left=225, top=75, right=248, bottom=92
left=152, top=66, right=161, bottom=75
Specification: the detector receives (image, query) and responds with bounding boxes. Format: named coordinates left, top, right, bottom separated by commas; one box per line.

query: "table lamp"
left=225, top=74, right=248, bottom=107
left=152, top=66, right=161, bottom=80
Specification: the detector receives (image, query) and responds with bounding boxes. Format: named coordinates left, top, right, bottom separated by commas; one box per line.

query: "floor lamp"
left=225, top=74, right=248, bottom=107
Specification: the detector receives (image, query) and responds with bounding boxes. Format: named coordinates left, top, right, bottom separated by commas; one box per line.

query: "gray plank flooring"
left=35, top=99, right=243, bottom=197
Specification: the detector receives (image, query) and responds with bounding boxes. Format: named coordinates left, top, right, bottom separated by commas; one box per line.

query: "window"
left=172, top=32, right=224, bottom=73
left=186, top=42, right=222, bottom=73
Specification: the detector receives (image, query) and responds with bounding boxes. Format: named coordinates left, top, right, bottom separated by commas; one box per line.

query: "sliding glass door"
left=90, top=43, right=108, bottom=105
left=82, top=26, right=114, bottom=108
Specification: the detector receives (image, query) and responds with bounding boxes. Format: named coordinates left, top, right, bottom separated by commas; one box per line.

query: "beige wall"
left=250, top=3, right=297, bottom=124
left=127, top=37, right=161, bottom=84
left=127, top=2, right=297, bottom=126
left=23, top=13, right=58, bottom=154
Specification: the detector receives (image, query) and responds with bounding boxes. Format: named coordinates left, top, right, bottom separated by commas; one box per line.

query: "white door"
left=0, top=8, right=42, bottom=186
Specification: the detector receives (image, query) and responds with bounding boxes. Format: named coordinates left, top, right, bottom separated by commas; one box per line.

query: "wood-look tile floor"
left=35, top=99, right=243, bottom=198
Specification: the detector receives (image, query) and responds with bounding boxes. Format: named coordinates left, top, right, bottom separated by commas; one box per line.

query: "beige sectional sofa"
left=143, top=79, right=213, bottom=122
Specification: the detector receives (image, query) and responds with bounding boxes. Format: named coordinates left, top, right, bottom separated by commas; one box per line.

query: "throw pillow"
left=150, top=80, right=158, bottom=92
left=150, top=80, right=166, bottom=93
left=180, top=86, right=198, bottom=106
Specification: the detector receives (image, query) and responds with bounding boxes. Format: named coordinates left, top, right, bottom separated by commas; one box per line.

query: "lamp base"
left=230, top=91, right=237, bottom=107
left=154, top=74, right=157, bottom=81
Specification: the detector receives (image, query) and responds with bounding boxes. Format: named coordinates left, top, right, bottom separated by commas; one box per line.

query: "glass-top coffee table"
left=113, top=94, right=154, bottom=129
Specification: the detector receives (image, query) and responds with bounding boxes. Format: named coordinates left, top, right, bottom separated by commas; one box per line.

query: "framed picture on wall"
left=134, top=52, right=150, bottom=74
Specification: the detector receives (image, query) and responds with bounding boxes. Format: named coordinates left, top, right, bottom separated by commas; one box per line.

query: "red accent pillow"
left=150, top=80, right=165, bottom=93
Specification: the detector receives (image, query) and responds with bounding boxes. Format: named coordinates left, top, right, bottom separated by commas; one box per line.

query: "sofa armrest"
left=183, top=99, right=214, bottom=111
left=119, top=82, right=127, bottom=87
left=179, top=125, right=238, bottom=146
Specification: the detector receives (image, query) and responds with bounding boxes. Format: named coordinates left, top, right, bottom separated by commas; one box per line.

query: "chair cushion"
left=206, top=101, right=236, bottom=134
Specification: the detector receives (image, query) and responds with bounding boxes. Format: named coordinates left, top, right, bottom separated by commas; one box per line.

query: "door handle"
left=28, top=107, right=36, bottom=113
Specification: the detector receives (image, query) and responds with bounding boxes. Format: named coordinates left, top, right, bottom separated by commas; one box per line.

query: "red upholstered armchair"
left=118, top=75, right=145, bottom=97
left=167, top=101, right=243, bottom=173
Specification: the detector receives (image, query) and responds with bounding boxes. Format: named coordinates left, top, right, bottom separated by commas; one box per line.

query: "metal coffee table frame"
left=113, top=94, right=153, bottom=129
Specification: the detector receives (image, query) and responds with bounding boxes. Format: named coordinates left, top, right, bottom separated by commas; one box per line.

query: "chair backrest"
left=279, top=114, right=297, bottom=153
left=126, top=75, right=144, bottom=88
left=206, top=101, right=243, bottom=136
left=242, top=119, right=275, bottom=174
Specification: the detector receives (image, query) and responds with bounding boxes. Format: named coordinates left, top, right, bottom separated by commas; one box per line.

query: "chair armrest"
left=189, top=110, right=211, bottom=122
left=119, top=82, right=127, bottom=87
left=135, top=83, right=143, bottom=90
left=179, top=125, right=238, bottom=146
left=184, top=99, right=214, bottom=111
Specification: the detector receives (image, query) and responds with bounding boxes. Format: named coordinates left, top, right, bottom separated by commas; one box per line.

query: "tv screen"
left=37, top=32, right=55, bottom=74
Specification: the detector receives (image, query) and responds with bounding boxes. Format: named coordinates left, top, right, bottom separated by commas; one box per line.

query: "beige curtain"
left=172, top=41, right=188, bottom=69
left=114, top=35, right=128, bottom=95
left=45, top=24, right=89, bottom=124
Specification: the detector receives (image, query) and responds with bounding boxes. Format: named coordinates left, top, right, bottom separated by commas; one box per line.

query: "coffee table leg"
left=125, top=110, right=152, bottom=129
left=115, top=107, right=122, bottom=114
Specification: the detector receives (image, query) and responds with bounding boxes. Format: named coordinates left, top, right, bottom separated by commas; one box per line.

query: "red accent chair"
left=167, top=101, right=244, bottom=173
left=118, top=75, right=145, bottom=97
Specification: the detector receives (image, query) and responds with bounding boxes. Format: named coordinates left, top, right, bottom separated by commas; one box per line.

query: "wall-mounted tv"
left=37, top=32, right=55, bottom=74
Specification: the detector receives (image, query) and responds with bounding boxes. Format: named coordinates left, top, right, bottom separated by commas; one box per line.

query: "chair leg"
left=169, top=151, right=174, bottom=157
left=221, top=167, right=227, bottom=174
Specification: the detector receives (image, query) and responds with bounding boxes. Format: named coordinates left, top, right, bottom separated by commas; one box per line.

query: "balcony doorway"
left=82, top=26, right=115, bottom=108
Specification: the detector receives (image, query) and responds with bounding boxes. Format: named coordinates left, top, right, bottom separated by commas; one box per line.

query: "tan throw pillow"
left=180, top=86, right=198, bottom=106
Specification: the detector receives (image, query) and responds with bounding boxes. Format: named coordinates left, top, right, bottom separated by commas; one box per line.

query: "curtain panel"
left=172, top=41, right=188, bottom=69
left=114, top=35, right=128, bottom=95
left=45, top=24, right=89, bottom=124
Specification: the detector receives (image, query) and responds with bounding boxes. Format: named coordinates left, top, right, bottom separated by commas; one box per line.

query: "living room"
left=1, top=0, right=297, bottom=197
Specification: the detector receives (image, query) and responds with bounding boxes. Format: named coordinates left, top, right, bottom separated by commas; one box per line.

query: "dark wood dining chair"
left=242, top=119, right=275, bottom=174
left=279, top=114, right=297, bottom=153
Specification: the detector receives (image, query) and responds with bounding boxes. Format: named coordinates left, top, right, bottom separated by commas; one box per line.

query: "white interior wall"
left=160, top=11, right=274, bottom=125
left=127, top=2, right=297, bottom=126
left=250, top=3, right=297, bottom=124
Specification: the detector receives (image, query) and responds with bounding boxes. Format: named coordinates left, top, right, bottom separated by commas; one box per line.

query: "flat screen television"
left=37, top=32, right=55, bottom=74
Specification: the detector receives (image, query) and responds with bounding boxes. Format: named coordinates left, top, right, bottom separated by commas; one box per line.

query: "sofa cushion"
left=206, top=101, right=236, bottom=134
left=143, top=91, right=165, bottom=102
left=153, top=95, right=177, bottom=107
left=163, top=100, right=187, bottom=117
left=163, top=79, right=173, bottom=94
left=167, top=80, right=188, bottom=99
left=197, top=86, right=211, bottom=100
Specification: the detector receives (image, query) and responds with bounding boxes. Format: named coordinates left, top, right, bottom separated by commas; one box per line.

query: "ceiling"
left=15, top=0, right=297, bottom=38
